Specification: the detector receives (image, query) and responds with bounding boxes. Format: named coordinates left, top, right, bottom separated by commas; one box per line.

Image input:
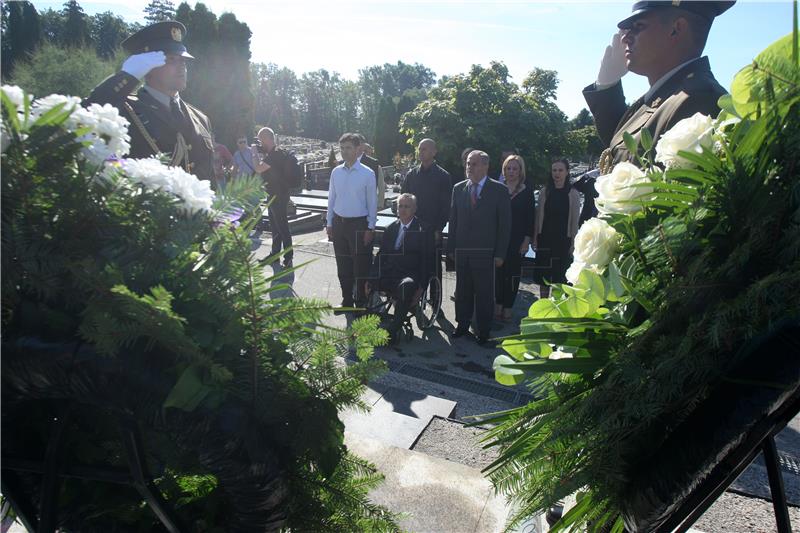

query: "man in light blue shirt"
left=326, top=133, right=377, bottom=310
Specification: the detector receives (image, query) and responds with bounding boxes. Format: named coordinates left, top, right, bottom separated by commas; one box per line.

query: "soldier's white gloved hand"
left=122, top=51, right=166, bottom=80
left=596, top=31, right=628, bottom=87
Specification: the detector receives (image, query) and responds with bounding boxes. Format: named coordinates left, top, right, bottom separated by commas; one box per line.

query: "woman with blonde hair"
left=495, top=154, right=535, bottom=322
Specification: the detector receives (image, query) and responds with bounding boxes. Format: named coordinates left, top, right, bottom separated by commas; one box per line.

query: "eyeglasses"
left=237, top=140, right=247, bottom=145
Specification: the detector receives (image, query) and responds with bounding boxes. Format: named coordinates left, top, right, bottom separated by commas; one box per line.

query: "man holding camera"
left=254, top=127, right=295, bottom=267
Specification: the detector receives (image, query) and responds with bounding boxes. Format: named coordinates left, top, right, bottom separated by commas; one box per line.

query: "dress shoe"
left=476, top=336, right=496, bottom=348
left=452, top=325, right=469, bottom=338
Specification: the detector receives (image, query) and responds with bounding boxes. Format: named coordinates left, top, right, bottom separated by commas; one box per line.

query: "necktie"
left=470, top=183, right=478, bottom=208
left=170, top=98, right=185, bottom=122
left=395, top=224, right=406, bottom=250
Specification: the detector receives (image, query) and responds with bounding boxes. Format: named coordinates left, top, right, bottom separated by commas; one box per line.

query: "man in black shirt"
left=255, top=127, right=294, bottom=266
left=402, top=138, right=452, bottom=305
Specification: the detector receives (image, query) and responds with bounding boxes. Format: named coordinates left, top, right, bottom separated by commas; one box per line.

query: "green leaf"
left=576, top=269, right=607, bottom=309
left=640, top=127, right=654, bottom=152
left=605, top=265, right=625, bottom=302
left=623, top=131, right=638, bottom=156
left=528, top=297, right=562, bottom=319
left=500, top=355, right=607, bottom=375
left=164, top=364, right=213, bottom=412
left=493, top=354, right=527, bottom=385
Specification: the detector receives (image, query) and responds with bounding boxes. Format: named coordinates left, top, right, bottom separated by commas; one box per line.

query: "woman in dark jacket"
left=533, top=158, right=580, bottom=298
left=495, top=155, right=535, bottom=322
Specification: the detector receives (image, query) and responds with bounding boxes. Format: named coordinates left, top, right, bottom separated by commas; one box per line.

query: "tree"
left=143, top=0, right=176, bottom=24
left=401, top=62, right=570, bottom=182
left=9, top=41, right=117, bottom=97
left=90, top=11, right=136, bottom=59
left=38, top=8, right=64, bottom=43
left=358, top=61, right=435, bottom=144
left=252, top=63, right=300, bottom=135
left=570, top=108, right=594, bottom=129
left=1, top=1, right=42, bottom=78
left=61, top=0, right=91, bottom=48
left=522, top=67, right=559, bottom=102
left=173, top=3, right=254, bottom=147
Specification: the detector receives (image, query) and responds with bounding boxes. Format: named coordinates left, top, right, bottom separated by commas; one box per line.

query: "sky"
left=31, top=0, right=795, bottom=118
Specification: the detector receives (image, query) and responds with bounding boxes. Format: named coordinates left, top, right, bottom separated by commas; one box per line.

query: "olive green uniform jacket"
left=583, top=57, right=726, bottom=168
left=86, top=71, right=215, bottom=182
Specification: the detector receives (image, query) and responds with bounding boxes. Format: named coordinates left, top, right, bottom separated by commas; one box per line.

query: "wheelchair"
left=364, top=274, right=442, bottom=342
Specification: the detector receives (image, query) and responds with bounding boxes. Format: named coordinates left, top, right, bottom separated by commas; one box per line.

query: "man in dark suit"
left=86, top=21, right=214, bottom=183
left=356, top=135, right=384, bottom=208
left=583, top=1, right=734, bottom=172
left=447, top=150, right=511, bottom=346
left=368, top=193, right=434, bottom=341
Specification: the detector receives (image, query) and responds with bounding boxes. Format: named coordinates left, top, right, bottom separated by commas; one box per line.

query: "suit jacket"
left=447, top=178, right=511, bottom=260
left=371, top=217, right=434, bottom=283
left=360, top=153, right=385, bottom=207
left=583, top=56, right=726, bottom=166
left=86, top=71, right=215, bottom=182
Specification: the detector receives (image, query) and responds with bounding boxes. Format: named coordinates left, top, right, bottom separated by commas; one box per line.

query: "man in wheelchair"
left=366, top=193, right=435, bottom=342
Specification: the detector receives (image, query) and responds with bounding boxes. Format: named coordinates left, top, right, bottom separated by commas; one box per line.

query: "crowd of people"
left=87, top=0, right=737, bottom=345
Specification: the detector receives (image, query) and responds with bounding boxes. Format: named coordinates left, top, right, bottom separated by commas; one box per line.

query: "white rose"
left=572, top=218, right=619, bottom=269
left=654, top=112, right=715, bottom=169
left=565, top=261, right=585, bottom=285
left=595, top=162, right=652, bottom=214
left=2, top=85, right=26, bottom=108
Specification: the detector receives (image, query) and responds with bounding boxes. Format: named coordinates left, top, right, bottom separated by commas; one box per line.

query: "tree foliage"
left=144, top=0, right=176, bottom=24
left=400, top=61, right=569, bottom=182
left=1, top=1, right=41, bottom=78
left=175, top=2, right=254, bottom=148
left=8, top=41, right=118, bottom=97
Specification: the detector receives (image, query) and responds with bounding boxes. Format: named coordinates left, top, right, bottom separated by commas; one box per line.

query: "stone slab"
left=341, top=385, right=456, bottom=449
left=345, top=431, right=509, bottom=533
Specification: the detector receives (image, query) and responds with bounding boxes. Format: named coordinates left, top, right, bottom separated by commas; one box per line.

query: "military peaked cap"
left=618, top=1, right=736, bottom=29
left=121, top=21, right=194, bottom=58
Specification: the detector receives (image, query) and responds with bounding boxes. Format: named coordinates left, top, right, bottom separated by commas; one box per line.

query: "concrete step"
left=340, top=384, right=456, bottom=449
left=345, top=431, right=509, bottom=533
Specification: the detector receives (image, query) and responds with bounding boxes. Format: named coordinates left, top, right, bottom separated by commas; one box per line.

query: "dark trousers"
left=269, top=194, right=293, bottom=261
left=332, top=215, right=372, bottom=305
left=495, top=251, right=523, bottom=308
left=455, top=252, right=495, bottom=338
left=378, top=275, right=419, bottom=334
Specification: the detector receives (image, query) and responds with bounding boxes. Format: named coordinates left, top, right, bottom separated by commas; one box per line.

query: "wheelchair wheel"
left=415, top=275, right=442, bottom=330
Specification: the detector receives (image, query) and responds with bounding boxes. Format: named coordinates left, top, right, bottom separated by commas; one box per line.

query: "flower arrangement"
left=1, top=86, right=398, bottom=531
left=485, top=29, right=800, bottom=532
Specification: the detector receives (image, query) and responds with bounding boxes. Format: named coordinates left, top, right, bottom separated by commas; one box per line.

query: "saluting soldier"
left=86, top=21, right=215, bottom=183
left=583, top=1, right=735, bottom=173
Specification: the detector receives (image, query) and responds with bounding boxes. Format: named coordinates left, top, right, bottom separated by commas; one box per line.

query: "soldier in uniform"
left=583, top=1, right=735, bottom=173
left=86, top=21, right=215, bottom=183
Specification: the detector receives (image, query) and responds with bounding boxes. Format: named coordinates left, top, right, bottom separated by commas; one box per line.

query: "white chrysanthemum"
left=168, top=167, right=215, bottom=214
left=31, top=94, right=82, bottom=122
left=119, top=158, right=215, bottom=214
left=573, top=218, right=619, bottom=269
left=76, top=103, right=131, bottom=164
left=120, top=158, right=175, bottom=192
left=2, top=85, right=26, bottom=108
left=595, top=162, right=652, bottom=215
left=654, top=112, right=715, bottom=169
